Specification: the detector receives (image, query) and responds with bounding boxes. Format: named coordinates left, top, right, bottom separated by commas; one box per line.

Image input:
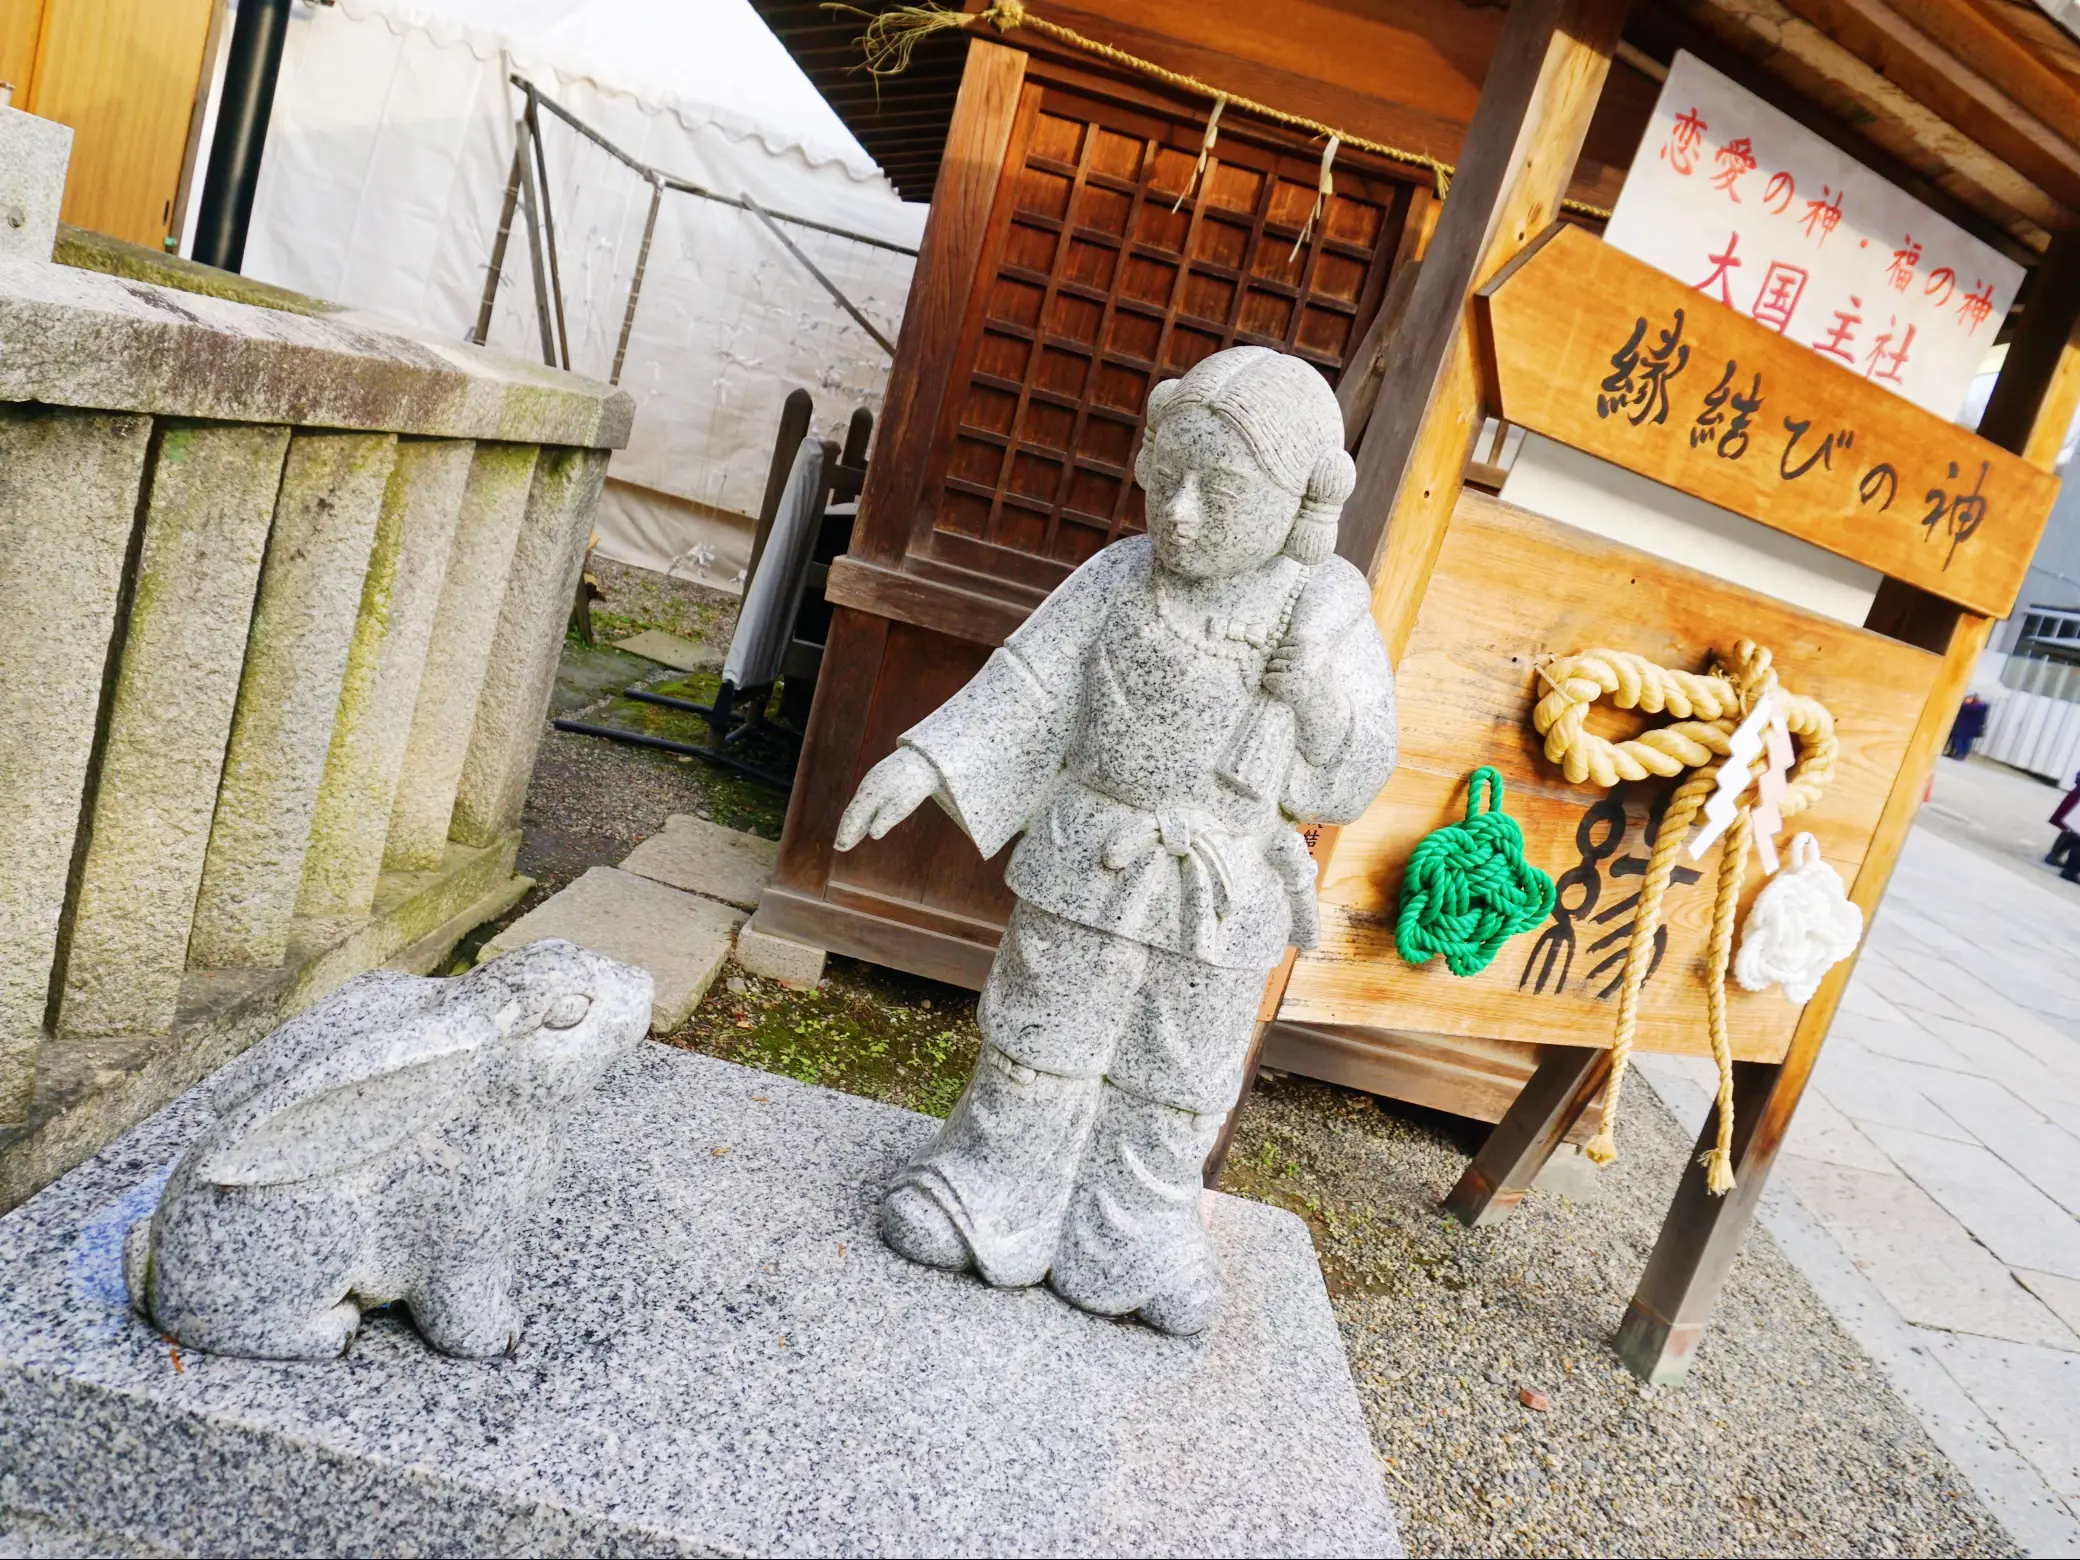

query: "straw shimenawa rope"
left=1532, top=642, right=1837, bottom=1193
left=827, top=0, right=1617, bottom=222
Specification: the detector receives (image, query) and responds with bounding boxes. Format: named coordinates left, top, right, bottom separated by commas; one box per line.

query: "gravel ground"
left=1222, top=1074, right=2017, bottom=1559
left=451, top=562, right=780, bottom=965
left=587, top=555, right=740, bottom=647
left=521, top=562, right=2019, bottom=1557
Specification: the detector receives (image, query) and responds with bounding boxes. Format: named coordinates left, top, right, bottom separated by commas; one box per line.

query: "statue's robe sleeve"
left=898, top=538, right=1145, bottom=858
left=1279, top=556, right=1398, bottom=826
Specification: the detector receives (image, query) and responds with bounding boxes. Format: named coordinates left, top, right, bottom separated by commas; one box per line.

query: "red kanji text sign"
left=1476, top=226, right=2055, bottom=619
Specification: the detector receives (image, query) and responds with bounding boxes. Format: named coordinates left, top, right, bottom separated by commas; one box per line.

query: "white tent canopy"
left=224, top=0, right=924, bottom=587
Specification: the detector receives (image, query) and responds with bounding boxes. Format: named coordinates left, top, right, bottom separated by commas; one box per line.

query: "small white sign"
left=1603, top=51, right=2024, bottom=420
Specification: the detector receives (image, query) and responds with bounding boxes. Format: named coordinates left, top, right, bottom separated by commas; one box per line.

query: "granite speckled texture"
left=125, top=941, right=651, bottom=1360
left=838, top=347, right=1396, bottom=1335
left=0, top=408, right=151, bottom=1122
left=0, top=1042, right=1399, bottom=1558
left=0, top=108, right=69, bottom=263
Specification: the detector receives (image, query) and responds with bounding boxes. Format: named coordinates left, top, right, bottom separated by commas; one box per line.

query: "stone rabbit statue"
left=125, top=940, right=652, bottom=1360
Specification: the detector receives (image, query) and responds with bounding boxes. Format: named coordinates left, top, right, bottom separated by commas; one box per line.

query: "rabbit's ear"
left=197, top=1046, right=480, bottom=1187
left=207, top=972, right=429, bottom=1117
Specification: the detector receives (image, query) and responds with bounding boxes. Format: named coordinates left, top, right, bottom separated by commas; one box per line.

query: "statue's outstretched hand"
left=835, top=747, right=940, bottom=851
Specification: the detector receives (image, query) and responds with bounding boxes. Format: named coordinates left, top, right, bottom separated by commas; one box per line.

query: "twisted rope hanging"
left=1532, top=642, right=1837, bottom=1193
left=1397, top=766, right=1556, bottom=978
left=827, top=0, right=1617, bottom=221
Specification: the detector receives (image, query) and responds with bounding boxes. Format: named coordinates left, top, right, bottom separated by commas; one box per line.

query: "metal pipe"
left=515, top=75, right=918, bottom=258
left=549, top=719, right=794, bottom=790
left=524, top=95, right=572, bottom=371
left=474, top=139, right=527, bottom=346
left=625, top=689, right=719, bottom=718
left=516, top=127, right=558, bottom=368
left=740, top=191, right=897, bottom=357
left=192, top=0, right=293, bottom=272
left=610, top=176, right=664, bottom=385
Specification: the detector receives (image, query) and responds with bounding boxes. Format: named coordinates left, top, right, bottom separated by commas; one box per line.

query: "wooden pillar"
left=1613, top=235, right=2080, bottom=1385
left=1229, top=0, right=1628, bottom=1156
left=1444, top=1045, right=1610, bottom=1225
left=1338, top=0, right=1630, bottom=655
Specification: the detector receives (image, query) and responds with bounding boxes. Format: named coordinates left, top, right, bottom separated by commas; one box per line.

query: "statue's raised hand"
left=1262, top=639, right=1349, bottom=763
left=836, top=747, right=939, bottom=851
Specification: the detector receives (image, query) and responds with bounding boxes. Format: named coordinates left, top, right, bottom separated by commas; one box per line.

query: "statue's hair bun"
left=1286, top=447, right=1354, bottom=564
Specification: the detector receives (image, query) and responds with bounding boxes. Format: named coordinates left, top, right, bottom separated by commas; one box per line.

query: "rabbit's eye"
left=542, top=993, right=592, bottom=1030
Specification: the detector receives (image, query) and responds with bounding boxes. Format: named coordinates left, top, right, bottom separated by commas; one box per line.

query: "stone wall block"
left=0, top=408, right=152, bottom=1119
left=450, top=447, right=609, bottom=848
left=384, top=443, right=539, bottom=871
left=188, top=432, right=398, bottom=969
left=57, top=422, right=293, bottom=1039
left=298, top=438, right=475, bottom=919
left=0, top=107, right=72, bottom=263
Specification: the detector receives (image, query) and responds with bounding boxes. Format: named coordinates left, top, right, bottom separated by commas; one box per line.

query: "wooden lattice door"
left=766, top=40, right=1423, bottom=987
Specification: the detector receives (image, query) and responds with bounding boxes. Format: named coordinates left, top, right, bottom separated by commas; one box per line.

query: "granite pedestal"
left=0, top=1044, right=1399, bottom=1558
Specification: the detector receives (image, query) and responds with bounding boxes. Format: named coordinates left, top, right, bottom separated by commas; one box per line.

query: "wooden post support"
left=1227, top=0, right=1627, bottom=1176
left=1444, top=1045, right=1611, bottom=1226
left=1612, top=235, right=2080, bottom=1386
left=1338, top=0, right=1630, bottom=657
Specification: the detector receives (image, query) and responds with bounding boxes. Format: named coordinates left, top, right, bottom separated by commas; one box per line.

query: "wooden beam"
left=854, top=38, right=1027, bottom=567
left=1981, top=229, right=2080, bottom=470
left=1673, top=0, right=2067, bottom=245
left=1625, top=3, right=2038, bottom=265
left=1894, top=0, right=2080, bottom=135
left=1774, top=0, right=2080, bottom=213
left=1335, top=189, right=1437, bottom=450
left=1444, top=1046, right=1612, bottom=1227
left=1338, top=0, right=1631, bottom=658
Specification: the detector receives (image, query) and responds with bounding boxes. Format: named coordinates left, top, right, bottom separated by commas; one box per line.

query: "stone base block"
left=478, top=865, right=742, bottom=1032
left=620, top=814, right=776, bottom=912
left=0, top=1045, right=1400, bottom=1558
left=0, top=108, right=70, bottom=262
left=735, top=915, right=828, bottom=989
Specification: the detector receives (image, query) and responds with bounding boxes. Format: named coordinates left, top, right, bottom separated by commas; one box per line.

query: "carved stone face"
left=1138, top=405, right=1300, bottom=579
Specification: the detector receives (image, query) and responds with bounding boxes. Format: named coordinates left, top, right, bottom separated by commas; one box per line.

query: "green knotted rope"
left=1396, top=766, right=1556, bottom=978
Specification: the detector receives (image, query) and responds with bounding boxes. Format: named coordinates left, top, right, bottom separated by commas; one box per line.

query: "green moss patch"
left=664, top=956, right=981, bottom=1119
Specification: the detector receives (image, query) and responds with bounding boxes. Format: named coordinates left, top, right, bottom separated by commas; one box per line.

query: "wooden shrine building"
left=747, top=0, right=2080, bottom=1380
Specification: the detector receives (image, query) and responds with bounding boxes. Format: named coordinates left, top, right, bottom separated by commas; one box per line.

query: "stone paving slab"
left=611, top=629, right=721, bottom=673
left=0, top=1045, right=1399, bottom=1558
left=620, top=814, right=777, bottom=912
left=1649, top=813, right=2080, bottom=1554
left=1926, top=1333, right=2080, bottom=1501
left=1780, top=1157, right=2080, bottom=1350
left=478, top=865, right=742, bottom=1033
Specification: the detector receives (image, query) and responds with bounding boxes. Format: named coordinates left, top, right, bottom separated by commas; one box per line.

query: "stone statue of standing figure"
left=836, top=345, right=1397, bottom=1335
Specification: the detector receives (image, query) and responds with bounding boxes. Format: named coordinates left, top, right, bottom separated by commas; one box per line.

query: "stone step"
left=0, top=1044, right=1401, bottom=1558
left=478, top=866, right=742, bottom=1033
left=619, top=814, right=778, bottom=913
left=610, top=628, right=721, bottom=673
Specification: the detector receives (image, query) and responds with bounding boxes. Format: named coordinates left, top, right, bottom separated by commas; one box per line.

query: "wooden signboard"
left=1475, top=224, right=2058, bottom=620
left=1278, top=490, right=1942, bottom=1062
